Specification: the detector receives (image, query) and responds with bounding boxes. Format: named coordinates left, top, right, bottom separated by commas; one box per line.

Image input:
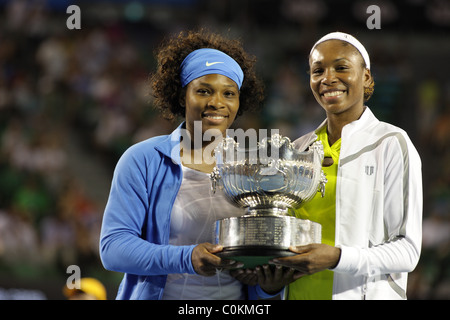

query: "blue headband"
left=180, top=48, right=244, bottom=89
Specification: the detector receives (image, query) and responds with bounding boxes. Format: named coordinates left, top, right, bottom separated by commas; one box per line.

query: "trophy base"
left=214, top=215, right=322, bottom=269
left=217, top=246, right=296, bottom=269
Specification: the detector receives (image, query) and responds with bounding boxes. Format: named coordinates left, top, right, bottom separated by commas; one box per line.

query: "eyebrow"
left=311, top=57, right=352, bottom=65
left=198, top=82, right=238, bottom=89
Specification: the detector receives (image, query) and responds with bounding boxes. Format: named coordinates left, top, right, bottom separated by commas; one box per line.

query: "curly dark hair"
left=150, top=30, right=265, bottom=120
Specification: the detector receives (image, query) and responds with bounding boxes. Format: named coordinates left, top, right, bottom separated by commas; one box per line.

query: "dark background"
left=0, top=0, right=449, bottom=299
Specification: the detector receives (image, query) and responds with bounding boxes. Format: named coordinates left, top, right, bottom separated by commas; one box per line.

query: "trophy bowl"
left=210, top=134, right=327, bottom=268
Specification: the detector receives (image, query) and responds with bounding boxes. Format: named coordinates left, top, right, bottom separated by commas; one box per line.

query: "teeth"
left=324, top=91, right=344, bottom=97
left=205, top=115, right=225, bottom=119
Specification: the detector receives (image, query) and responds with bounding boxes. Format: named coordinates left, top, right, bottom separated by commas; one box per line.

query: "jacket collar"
left=154, top=122, right=185, bottom=165
left=315, top=106, right=378, bottom=136
left=293, top=107, right=377, bottom=151
left=340, top=107, right=379, bottom=138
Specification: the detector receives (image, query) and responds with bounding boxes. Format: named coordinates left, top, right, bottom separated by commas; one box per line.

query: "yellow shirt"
left=288, top=125, right=341, bottom=300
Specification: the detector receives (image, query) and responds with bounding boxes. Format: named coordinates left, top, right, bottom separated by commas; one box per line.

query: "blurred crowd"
left=0, top=0, right=449, bottom=299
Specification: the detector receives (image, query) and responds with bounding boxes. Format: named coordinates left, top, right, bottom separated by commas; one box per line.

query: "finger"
left=289, top=244, right=312, bottom=254
left=269, top=256, right=297, bottom=268
left=292, top=270, right=306, bottom=280
left=202, top=244, right=245, bottom=269
left=255, top=266, right=265, bottom=282
left=281, top=267, right=296, bottom=281
left=204, top=251, right=223, bottom=266
left=273, top=264, right=284, bottom=280
left=241, top=269, right=258, bottom=286
left=220, top=261, right=244, bottom=269
left=229, top=269, right=242, bottom=278
left=231, top=269, right=246, bottom=282
left=198, top=252, right=231, bottom=272
left=233, top=269, right=257, bottom=285
left=246, top=275, right=258, bottom=286
left=204, top=243, right=224, bottom=254
left=195, top=243, right=222, bottom=262
left=286, top=267, right=295, bottom=277
left=199, top=265, right=219, bottom=277
left=199, top=244, right=242, bottom=268
left=262, top=265, right=273, bottom=282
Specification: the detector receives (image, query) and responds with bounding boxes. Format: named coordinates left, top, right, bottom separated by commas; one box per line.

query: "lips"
left=321, top=90, right=346, bottom=98
left=202, top=112, right=228, bottom=120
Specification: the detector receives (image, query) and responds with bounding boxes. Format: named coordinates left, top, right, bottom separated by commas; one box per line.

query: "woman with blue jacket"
left=99, top=30, right=271, bottom=300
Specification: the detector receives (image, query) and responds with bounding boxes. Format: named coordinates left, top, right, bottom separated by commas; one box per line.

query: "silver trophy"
left=210, top=134, right=327, bottom=268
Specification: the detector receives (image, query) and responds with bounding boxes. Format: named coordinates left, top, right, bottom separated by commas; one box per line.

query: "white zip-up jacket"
left=293, top=107, right=422, bottom=300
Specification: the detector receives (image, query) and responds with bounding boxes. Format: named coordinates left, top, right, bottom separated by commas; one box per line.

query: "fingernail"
left=270, top=259, right=279, bottom=264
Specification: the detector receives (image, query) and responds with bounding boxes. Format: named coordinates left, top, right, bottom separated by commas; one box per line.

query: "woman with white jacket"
left=266, top=32, right=423, bottom=300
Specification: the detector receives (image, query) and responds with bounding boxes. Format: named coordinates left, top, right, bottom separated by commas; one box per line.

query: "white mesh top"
left=162, top=165, right=246, bottom=300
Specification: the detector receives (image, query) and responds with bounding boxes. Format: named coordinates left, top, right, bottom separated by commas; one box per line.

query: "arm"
left=273, top=134, right=423, bottom=278
left=99, top=146, right=198, bottom=276
left=99, top=145, right=240, bottom=276
left=333, top=135, right=422, bottom=276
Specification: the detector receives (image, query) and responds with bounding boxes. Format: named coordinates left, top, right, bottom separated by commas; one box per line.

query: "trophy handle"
left=210, top=167, right=221, bottom=193
left=318, top=171, right=327, bottom=198
left=309, top=140, right=327, bottom=198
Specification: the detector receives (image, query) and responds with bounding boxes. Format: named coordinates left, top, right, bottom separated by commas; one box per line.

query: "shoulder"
left=359, top=108, right=414, bottom=147
left=369, top=120, right=421, bottom=164
left=293, top=131, right=317, bottom=151
left=370, top=120, right=414, bottom=147
left=293, top=118, right=327, bottom=151
left=115, top=122, right=184, bottom=173
left=116, top=135, right=172, bottom=170
left=129, top=135, right=170, bottom=153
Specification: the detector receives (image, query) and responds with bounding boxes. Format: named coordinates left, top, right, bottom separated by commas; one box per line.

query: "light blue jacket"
left=100, top=123, right=269, bottom=300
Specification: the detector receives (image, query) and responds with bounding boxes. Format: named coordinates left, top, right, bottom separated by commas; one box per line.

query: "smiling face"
left=309, top=40, right=372, bottom=120
left=184, top=73, right=240, bottom=141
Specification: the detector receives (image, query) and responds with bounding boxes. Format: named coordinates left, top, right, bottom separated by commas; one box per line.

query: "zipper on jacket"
left=362, top=277, right=368, bottom=300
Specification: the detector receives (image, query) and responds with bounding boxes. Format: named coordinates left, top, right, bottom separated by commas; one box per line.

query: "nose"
left=207, top=92, right=225, bottom=109
left=321, top=68, right=338, bottom=85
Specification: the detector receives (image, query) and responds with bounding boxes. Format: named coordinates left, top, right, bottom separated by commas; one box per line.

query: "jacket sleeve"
left=99, top=145, right=197, bottom=276
left=333, top=133, right=422, bottom=277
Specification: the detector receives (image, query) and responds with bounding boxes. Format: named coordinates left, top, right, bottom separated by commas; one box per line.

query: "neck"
left=180, top=135, right=222, bottom=173
left=326, top=106, right=365, bottom=145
